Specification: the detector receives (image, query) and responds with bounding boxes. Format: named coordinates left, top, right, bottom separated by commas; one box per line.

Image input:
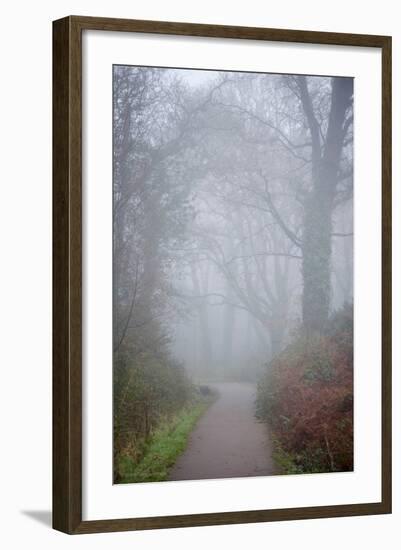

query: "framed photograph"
left=53, top=16, right=392, bottom=534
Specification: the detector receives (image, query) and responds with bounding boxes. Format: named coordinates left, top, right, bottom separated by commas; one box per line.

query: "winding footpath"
left=169, top=382, right=276, bottom=481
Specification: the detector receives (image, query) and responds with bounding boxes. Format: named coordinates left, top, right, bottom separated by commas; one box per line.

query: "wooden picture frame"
left=53, top=15, right=392, bottom=534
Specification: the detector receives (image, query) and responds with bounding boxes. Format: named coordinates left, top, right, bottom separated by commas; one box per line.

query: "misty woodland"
left=113, top=66, right=354, bottom=483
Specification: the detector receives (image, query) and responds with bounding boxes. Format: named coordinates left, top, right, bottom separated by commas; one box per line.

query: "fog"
left=113, top=65, right=353, bottom=383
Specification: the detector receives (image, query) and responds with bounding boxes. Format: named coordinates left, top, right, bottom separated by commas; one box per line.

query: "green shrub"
left=113, top=351, right=194, bottom=482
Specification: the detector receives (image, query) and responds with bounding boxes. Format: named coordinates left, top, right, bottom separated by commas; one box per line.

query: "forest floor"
left=168, top=382, right=276, bottom=481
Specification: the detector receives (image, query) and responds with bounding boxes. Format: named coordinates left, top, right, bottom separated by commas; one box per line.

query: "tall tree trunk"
left=222, top=297, right=236, bottom=379
left=190, top=262, right=213, bottom=377
left=270, top=244, right=290, bottom=354
left=298, top=76, right=353, bottom=331
left=269, top=322, right=283, bottom=357
left=302, top=188, right=333, bottom=331
left=222, top=220, right=236, bottom=379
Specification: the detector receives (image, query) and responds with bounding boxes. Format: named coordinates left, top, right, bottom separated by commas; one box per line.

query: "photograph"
left=112, top=65, right=354, bottom=484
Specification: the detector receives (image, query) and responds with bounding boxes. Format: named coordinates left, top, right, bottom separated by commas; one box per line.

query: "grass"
left=118, top=397, right=214, bottom=483
left=270, top=433, right=303, bottom=475
left=270, top=432, right=334, bottom=475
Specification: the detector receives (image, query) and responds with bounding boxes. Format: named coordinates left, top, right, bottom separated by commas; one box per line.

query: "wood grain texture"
left=381, top=35, right=392, bottom=514
left=52, top=16, right=82, bottom=534
left=52, top=15, right=392, bottom=534
left=70, top=15, right=389, bottom=47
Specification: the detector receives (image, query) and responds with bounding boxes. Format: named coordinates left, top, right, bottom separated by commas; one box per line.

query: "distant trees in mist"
left=113, top=64, right=353, bottom=375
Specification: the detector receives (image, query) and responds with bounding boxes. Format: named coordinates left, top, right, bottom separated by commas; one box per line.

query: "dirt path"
left=169, top=382, right=276, bottom=481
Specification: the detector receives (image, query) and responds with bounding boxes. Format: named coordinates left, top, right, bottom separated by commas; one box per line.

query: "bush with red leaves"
left=257, top=304, right=353, bottom=473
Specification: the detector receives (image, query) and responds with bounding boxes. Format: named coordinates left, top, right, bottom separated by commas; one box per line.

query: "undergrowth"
left=118, top=393, right=215, bottom=483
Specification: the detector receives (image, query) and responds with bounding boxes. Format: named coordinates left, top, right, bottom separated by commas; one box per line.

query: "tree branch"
left=225, top=251, right=302, bottom=265
left=114, top=262, right=140, bottom=352
left=259, top=174, right=302, bottom=248
left=296, top=76, right=322, bottom=161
